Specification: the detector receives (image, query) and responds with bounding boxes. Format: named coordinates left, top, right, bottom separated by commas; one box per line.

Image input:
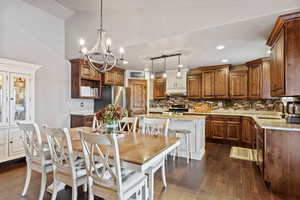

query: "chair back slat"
left=92, top=114, right=101, bottom=130
left=79, top=131, right=123, bottom=192
left=45, top=127, right=77, bottom=175
left=17, top=122, right=43, bottom=161
left=141, top=118, right=169, bottom=136
left=118, top=117, right=137, bottom=133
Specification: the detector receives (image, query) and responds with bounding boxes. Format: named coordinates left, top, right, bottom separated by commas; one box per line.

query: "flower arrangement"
left=95, top=104, right=128, bottom=125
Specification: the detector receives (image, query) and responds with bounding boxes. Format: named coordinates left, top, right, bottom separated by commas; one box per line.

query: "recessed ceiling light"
left=216, top=45, right=225, bottom=50
left=221, top=59, right=229, bottom=63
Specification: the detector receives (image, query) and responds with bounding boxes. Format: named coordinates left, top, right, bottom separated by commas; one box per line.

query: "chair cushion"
left=93, top=168, right=146, bottom=193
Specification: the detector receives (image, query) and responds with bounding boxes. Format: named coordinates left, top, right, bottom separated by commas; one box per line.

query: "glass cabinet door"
left=0, top=72, right=8, bottom=126
left=9, top=73, right=31, bottom=124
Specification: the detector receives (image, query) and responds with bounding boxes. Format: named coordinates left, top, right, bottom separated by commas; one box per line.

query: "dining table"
left=45, top=127, right=181, bottom=200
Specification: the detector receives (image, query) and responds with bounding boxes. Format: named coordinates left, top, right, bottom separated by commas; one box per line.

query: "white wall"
left=0, top=0, right=93, bottom=128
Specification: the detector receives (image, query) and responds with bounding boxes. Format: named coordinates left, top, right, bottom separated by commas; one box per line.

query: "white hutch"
left=0, top=58, right=40, bottom=163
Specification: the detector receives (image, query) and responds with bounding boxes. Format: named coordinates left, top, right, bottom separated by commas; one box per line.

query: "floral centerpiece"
left=95, top=104, right=128, bottom=133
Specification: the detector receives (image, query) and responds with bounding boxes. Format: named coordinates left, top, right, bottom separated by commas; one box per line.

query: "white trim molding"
left=0, top=58, right=42, bottom=73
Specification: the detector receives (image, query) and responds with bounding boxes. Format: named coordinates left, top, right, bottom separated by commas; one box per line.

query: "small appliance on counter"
left=286, top=101, right=300, bottom=124
left=168, top=104, right=188, bottom=113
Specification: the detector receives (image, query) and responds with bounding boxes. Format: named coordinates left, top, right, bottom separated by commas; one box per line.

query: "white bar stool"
left=168, top=129, right=192, bottom=163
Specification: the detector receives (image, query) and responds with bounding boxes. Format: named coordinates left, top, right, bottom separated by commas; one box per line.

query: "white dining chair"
left=17, top=121, right=53, bottom=200
left=79, top=131, right=148, bottom=200
left=118, top=117, right=138, bottom=133
left=45, top=127, right=88, bottom=200
left=141, top=118, right=169, bottom=200
left=92, top=114, right=101, bottom=130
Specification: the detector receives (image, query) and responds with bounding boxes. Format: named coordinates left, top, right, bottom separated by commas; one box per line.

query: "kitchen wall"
left=151, top=97, right=280, bottom=111
left=0, top=0, right=93, bottom=128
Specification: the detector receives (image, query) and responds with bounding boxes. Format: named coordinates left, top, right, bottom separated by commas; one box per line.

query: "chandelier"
left=78, top=0, right=128, bottom=73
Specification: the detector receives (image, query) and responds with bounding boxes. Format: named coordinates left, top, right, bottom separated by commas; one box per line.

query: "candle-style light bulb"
left=81, top=47, right=88, bottom=54
left=79, top=38, right=85, bottom=46
left=119, top=47, right=125, bottom=54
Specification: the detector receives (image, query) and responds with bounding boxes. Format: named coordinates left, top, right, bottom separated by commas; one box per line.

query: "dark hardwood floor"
left=0, top=142, right=282, bottom=200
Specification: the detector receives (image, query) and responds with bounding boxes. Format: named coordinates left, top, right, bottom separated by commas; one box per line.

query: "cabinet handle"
left=9, top=141, right=13, bottom=144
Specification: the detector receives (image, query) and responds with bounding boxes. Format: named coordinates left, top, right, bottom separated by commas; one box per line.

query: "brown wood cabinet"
left=241, top=117, right=253, bottom=145
left=208, top=115, right=241, bottom=141
left=70, top=114, right=93, bottom=128
left=247, top=58, right=272, bottom=99
left=229, top=70, right=248, bottom=99
left=264, top=129, right=300, bottom=199
left=201, top=65, right=229, bottom=99
left=102, top=67, right=125, bottom=86
left=187, top=75, right=201, bottom=99
left=267, top=12, right=300, bottom=97
left=153, top=78, right=166, bottom=99
left=70, top=59, right=102, bottom=99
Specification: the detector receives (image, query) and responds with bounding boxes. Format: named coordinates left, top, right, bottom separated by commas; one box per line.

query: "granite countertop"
left=186, top=110, right=300, bottom=131
left=148, top=107, right=300, bottom=131
left=139, top=114, right=206, bottom=120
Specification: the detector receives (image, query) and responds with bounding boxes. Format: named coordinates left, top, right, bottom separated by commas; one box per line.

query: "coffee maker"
left=286, top=101, right=300, bottom=124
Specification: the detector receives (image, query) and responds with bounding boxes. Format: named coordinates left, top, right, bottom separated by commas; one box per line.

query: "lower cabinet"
left=8, top=127, right=24, bottom=157
left=70, top=114, right=94, bottom=128
left=206, top=115, right=256, bottom=147
left=211, top=119, right=227, bottom=139
left=0, top=126, right=25, bottom=163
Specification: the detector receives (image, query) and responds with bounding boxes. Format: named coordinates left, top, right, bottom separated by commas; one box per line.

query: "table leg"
left=147, top=168, right=154, bottom=200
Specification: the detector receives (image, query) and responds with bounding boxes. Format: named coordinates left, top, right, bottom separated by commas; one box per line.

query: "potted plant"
left=95, top=104, right=128, bottom=134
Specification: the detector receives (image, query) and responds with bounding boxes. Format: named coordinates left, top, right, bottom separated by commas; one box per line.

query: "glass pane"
left=13, top=77, right=26, bottom=121
left=0, top=75, right=3, bottom=122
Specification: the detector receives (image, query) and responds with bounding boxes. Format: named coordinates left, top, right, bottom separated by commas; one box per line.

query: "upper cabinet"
left=153, top=78, right=166, bottom=99
left=187, top=75, right=202, bottom=99
left=201, top=65, right=230, bottom=99
left=70, top=59, right=102, bottom=99
left=229, top=69, right=248, bottom=99
left=247, top=58, right=272, bottom=99
left=267, top=12, right=300, bottom=97
left=102, top=67, right=125, bottom=86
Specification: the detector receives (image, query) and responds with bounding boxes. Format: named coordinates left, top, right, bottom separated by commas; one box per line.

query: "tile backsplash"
left=150, top=97, right=282, bottom=111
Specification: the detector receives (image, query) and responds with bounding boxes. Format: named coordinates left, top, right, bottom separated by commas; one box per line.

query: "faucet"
left=273, top=101, right=286, bottom=119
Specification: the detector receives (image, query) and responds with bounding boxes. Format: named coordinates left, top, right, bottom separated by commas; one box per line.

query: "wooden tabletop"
left=46, top=127, right=180, bottom=165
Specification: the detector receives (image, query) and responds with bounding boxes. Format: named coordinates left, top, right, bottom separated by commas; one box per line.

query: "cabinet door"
left=0, top=128, right=8, bottom=161
left=248, top=63, right=262, bottom=99
left=242, top=117, right=252, bottom=145
left=153, top=79, right=166, bottom=99
left=104, top=71, right=115, bottom=85
left=9, top=73, right=31, bottom=124
left=202, top=71, right=215, bottom=98
left=270, top=29, right=285, bottom=96
left=8, top=127, right=24, bottom=157
left=205, top=117, right=211, bottom=138
left=227, top=121, right=241, bottom=141
left=214, top=68, right=229, bottom=98
left=210, top=120, right=226, bottom=139
left=187, top=75, right=201, bottom=98
left=115, top=71, right=124, bottom=86
left=229, top=71, right=248, bottom=99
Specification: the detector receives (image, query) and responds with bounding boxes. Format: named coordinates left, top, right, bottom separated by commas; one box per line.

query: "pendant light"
left=162, top=57, right=167, bottom=78
left=150, top=60, right=155, bottom=79
left=178, top=55, right=183, bottom=68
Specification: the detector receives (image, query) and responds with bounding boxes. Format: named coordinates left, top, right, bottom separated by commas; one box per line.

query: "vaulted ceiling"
left=23, top=0, right=300, bottom=71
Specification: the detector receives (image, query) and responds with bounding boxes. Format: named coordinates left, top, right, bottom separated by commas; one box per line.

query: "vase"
left=104, top=120, right=118, bottom=134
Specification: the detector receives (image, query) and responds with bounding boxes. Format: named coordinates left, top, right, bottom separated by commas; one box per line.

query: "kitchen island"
left=138, top=114, right=206, bottom=160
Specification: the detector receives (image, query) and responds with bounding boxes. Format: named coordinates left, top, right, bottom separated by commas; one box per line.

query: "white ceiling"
left=23, top=0, right=300, bottom=71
